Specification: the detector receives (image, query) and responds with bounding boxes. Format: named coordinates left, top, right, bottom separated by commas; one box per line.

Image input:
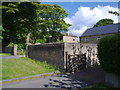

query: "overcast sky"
left=42, top=2, right=119, bottom=36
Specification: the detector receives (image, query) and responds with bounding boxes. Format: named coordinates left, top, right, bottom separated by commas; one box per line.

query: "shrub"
left=36, top=38, right=46, bottom=43
left=97, top=34, right=120, bottom=75
left=8, top=43, right=25, bottom=50
left=7, top=42, right=14, bottom=47
left=56, top=38, right=63, bottom=42
left=17, top=51, right=25, bottom=55
left=17, top=44, right=25, bottom=50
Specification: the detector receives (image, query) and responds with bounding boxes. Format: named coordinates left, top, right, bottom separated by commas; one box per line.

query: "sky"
left=41, top=2, right=119, bottom=36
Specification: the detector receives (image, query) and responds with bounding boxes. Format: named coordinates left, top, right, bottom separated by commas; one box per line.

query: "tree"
left=2, top=3, right=71, bottom=47
left=0, top=25, right=4, bottom=43
left=93, top=19, right=114, bottom=28
left=2, top=2, right=40, bottom=46
left=108, top=11, right=120, bottom=16
left=2, top=2, right=20, bottom=45
left=37, top=4, right=71, bottom=38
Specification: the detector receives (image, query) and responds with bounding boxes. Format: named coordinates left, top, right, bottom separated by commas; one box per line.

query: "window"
left=85, top=38, right=89, bottom=42
left=73, top=39, right=75, bottom=41
left=97, top=37, right=101, bottom=41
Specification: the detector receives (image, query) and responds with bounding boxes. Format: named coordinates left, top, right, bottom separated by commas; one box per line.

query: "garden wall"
left=28, top=42, right=99, bottom=69
left=4, top=46, right=13, bottom=54
left=28, top=43, right=64, bottom=69
left=64, top=43, right=98, bottom=68
left=2, top=45, right=17, bottom=55
left=80, top=43, right=99, bottom=66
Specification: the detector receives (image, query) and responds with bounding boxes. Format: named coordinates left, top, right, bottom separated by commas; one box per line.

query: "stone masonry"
left=28, top=42, right=99, bottom=70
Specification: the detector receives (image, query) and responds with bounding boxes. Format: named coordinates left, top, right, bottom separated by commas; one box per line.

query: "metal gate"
left=66, top=53, right=87, bottom=73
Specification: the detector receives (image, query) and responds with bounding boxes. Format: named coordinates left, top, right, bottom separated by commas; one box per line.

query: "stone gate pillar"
left=13, top=44, right=17, bottom=56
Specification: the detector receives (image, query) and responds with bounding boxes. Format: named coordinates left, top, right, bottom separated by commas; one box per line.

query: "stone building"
left=47, top=35, right=78, bottom=43
left=80, top=23, right=120, bottom=43
left=63, top=36, right=78, bottom=43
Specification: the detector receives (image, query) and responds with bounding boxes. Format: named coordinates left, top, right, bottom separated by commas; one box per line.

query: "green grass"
left=2, top=57, right=58, bottom=80
left=17, top=51, right=25, bottom=55
left=0, top=53, right=12, bottom=56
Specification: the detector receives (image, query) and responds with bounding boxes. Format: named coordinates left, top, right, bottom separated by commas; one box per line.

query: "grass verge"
left=0, top=53, right=12, bottom=56
left=2, top=57, right=58, bottom=80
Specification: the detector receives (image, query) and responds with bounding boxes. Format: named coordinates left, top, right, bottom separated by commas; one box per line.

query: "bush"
left=36, top=38, right=46, bottom=43
left=17, top=51, right=25, bottom=55
left=97, top=34, right=120, bottom=75
left=17, top=44, right=25, bottom=50
left=8, top=43, right=25, bottom=50
left=56, top=38, right=63, bottom=42
left=7, top=42, right=14, bottom=47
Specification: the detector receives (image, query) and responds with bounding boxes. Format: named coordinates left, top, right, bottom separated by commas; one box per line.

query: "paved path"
left=2, top=54, right=105, bottom=89
left=70, top=66, right=105, bottom=85
left=2, top=66, right=105, bottom=89
left=2, top=74, right=89, bottom=89
left=2, top=55, right=25, bottom=59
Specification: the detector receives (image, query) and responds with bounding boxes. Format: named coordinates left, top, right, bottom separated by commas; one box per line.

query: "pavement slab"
left=2, top=74, right=89, bottom=89
left=2, top=55, right=25, bottom=59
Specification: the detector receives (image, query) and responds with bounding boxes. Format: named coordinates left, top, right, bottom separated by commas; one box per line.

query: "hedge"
left=8, top=43, right=25, bottom=50
left=97, top=33, right=120, bottom=75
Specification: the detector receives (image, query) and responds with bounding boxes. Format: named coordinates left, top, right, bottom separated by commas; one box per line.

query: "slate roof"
left=81, top=23, right=120, bottom=37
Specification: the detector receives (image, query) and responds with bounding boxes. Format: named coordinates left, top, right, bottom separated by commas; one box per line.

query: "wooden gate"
left=66, top=53, right=87, bottom=73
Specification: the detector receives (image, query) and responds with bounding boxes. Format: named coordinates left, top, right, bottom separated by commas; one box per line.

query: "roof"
left=81, top=23, right=120, bottom=37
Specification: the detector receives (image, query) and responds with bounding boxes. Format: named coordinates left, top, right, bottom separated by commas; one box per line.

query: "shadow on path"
left=43, top=66, right=105, bottom=89
left=43, top=74, right=89, bottom=89
left=2, top=66, right=105, bottom=89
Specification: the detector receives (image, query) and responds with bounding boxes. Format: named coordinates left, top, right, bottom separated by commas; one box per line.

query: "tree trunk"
left=26, top=32, right=31, bottom=45
left=25, top=32, right=31, bottom=57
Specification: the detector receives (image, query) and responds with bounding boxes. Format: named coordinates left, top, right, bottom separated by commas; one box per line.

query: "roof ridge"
left=81, top=23, right=119, bottom=37
left=87, top=23, right=119, bottom=30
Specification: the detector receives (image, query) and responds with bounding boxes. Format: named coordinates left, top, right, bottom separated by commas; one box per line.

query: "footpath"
left=2, top=56, right=105, bottom=89
left=2, top=55, right=25, bottom=59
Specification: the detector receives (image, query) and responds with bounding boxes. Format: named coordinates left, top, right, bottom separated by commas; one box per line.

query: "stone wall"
left=28, top=42, right=99, bottom=69
left=80, top=43, right=99, bottom=67
left=28, top=43, right=64, bottom=69
left=64, top=43, right=82, bottom=69
left=64, top=43, right=99, bottom=68
left=4, top=46, right=13, bottom=54
left=80, top=33, right=116, bottom=44
left=2, top=44, right=18, bottom=55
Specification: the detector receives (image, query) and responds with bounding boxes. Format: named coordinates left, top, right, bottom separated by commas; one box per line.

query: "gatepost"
left=13, top=44, right=17, bottom=56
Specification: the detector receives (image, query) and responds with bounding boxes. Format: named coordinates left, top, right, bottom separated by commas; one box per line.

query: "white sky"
left=64, top=5, right=119, bottom=36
